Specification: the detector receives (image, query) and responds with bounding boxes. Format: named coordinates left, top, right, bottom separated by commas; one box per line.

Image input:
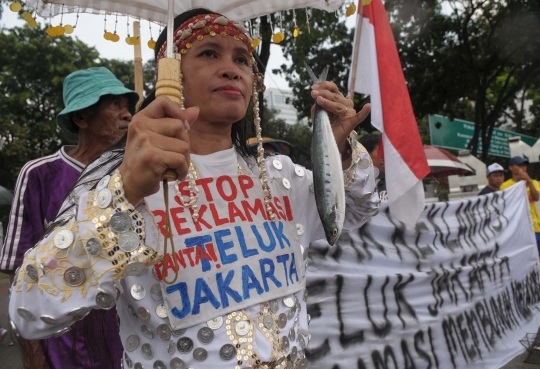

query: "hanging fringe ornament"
left=305, top=7, right=311, bottom=34
left=346, top=3, right=357, bottom=17
left=292, top=9, right=300, bottom=38
left=9, top=1, right=22, bottom=12
left=125, top=16, right=134, bottom=44
left=148, top=21, right=156, bottom=49
left=22, top=10, right=37, bottom=28
left=270, top=14, right=284, bottom=43
left=103, top=14, right=114, bottom=40
left=251, top=18, right=261, bottom=47
left=110, top=13, right=120, bottom=42
left=60, top=4, right=74, bottom=34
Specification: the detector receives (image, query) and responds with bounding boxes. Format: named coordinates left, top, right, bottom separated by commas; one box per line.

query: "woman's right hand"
left=119, top=96, right=199, bottom=205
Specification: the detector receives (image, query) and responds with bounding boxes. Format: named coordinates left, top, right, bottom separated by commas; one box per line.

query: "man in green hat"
left=1, top=67, right=138, bottom=368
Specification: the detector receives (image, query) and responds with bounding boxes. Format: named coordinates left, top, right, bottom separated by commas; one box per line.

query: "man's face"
left=487, top=171, right=504, bottom=189
left=86, top=95, right=132, bottom=145
left=370, top=144, right=385, bottom=175
left=509, top=163, right=527, bottom=176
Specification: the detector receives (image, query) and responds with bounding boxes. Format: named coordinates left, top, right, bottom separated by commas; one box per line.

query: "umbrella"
left=247, top=137, right=293, bottom=156
left=0, top=185, right=14, bottom=206
left=424, top=145, right=474, bottom=178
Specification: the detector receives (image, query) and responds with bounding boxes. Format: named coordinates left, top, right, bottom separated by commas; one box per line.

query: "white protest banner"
left=306, top=182, right=540, bottom=369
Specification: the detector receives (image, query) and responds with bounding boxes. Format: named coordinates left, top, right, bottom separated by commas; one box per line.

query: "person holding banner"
left=8, top=8, right=379, bottom=369
left=501, top=156, right=540, bottom=253
left=478, top=163, right=505, bottom=196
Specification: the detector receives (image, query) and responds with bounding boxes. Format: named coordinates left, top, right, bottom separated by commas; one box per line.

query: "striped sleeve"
left=0, top=155, right=58, bottom=272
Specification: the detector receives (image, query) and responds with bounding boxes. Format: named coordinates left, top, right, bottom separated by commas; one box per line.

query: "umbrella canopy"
left=29, top=0, right=344, bottom=23
left=424, top=145, right=473, bottom=178
left=0, top=185, right=14, bottom=206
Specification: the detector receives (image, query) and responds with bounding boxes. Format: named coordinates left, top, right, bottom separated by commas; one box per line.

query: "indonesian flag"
left=348, top=0, right=430, bottom=227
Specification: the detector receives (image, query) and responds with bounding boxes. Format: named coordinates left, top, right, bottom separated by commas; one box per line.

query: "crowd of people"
left=0, top=6, right=538, bottom=369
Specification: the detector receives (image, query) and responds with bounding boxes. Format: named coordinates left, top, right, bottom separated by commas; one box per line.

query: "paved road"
left=0, top=273, right=538, bottom=369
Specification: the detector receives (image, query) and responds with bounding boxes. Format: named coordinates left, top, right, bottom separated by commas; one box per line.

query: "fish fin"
left=304, top=61, right=320, bottom=84
left=320, top=65, right=329, bottom=82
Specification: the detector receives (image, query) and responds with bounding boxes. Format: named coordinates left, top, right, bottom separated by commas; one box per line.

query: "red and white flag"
left=348, top=0, right=429, bottom=227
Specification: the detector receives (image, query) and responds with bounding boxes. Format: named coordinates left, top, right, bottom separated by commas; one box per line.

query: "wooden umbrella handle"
left=155, top=57, right=182, bottom=180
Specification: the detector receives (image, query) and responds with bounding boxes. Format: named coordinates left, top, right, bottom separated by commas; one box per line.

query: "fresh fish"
left=305, top=62, right=346, bottom=246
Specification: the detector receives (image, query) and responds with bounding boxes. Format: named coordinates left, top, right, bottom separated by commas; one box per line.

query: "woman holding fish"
left=10, top=8, right=379, bottom=369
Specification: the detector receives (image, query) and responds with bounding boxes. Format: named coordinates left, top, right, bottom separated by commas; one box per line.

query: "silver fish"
left=305, top=62, right=346, bottom=246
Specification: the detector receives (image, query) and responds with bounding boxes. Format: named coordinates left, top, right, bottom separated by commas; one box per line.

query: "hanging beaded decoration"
left=305, top=7, right=311, bottom=34
left=292, top=9, right=300, bottom=38
left=148, top=21, right=156, bottom=50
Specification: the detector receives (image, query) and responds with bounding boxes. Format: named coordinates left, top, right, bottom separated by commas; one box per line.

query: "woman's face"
left=181, top=35, right=253, bottom=125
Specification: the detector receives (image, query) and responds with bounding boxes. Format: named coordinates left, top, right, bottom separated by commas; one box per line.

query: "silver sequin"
left=170, top=357, right=186, bottom=369
left=197, top=327, right=214, bottom=344
left=263, top=315, right=274, bottom=330
left=153, top=361, right=167, bottom=369
left=125, top=262, right=147, bottom=277
left=141, top=343, right=154, bottom=360
left=40, top=315, right=59, bottom=325
left=54, top=230, right=74, bottom=249
left=17, top=307, right=35, bottom=321
left=269, top=299, right=279, bottom=314
left=273, top=159, right=283, bottom=170
left=157, top=324, right=172, bottom=340
left=97, top=189, right=113, bottom=208
left=295, top=166, right=305, bottom=177
left=85, top=238, right=102, bottom=256
left=289, top=327, right=296, bottom=341
left=137, top=307, right=151, bottom=322
left=96, top=175, right=111, bottom=191
left=150, top=284, right=163, bottom=301
left=101, top=151, right=113, bottom=160
left=278, top=313, right=287, bottom=329
left=118, top=231, right=140, bottom=253
left=110, top=212, right=132, bottom=233
left=206, top=316, right=223, bottom=330
left=219, top=343, right=236, bottom=361
left=96, top=291, right=115, bottom=309
left=282, top=296, right=295, bottom=308
left=282, top=336, right=290, bottom=351
left=295, top=224, right=304, bottom=236
left=141, top=325, right=154, bottom=340
left=155, top=303, right=168, bottom=318
left=26, top=264, right=38, bottom=282
left=63, top=266, right=85, bottom=287
left=234, top=321, right=250, bottom=336
left=130, top=284, right=146, bottom=300
left=177, top=337, right=194, bottom=353
left=282, top=178, right=291, bottom=190
left=167, top=339, right=176, bottom=355
left=125, top=335, right=140, bottom=352
left=298, top=334, right=307, bottom=349
left=193, top=347, right=208, bottom=362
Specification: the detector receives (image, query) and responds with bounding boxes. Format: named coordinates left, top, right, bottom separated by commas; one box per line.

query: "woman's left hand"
left=311, top=81, right=371, bottom=153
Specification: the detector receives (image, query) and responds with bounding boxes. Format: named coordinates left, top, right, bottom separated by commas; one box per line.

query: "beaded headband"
left=156, top=14, right=254, bottom=61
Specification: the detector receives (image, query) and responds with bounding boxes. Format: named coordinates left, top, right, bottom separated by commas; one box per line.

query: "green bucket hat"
left=57, top=67, right=139, bottom=134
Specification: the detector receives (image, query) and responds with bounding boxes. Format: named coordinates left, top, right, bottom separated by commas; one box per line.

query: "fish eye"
left=332, top=229, right=338, bottom=236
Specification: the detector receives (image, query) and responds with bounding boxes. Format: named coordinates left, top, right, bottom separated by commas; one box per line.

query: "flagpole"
left=348, top=2, right=365, bottom=99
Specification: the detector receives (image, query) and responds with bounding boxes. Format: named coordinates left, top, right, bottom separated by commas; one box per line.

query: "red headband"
left=156, top=14, right=254, bottom=61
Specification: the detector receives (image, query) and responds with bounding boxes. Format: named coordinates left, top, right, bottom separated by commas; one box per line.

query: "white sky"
left=1, top=4, right=356, bottom=92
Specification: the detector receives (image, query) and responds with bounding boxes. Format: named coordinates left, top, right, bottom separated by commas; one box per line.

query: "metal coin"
left=96, top=291, right=116, bottom=309
left=170, top=357, right=186, bottom=369
left=141, top=343, right=154, bottom=360
left=282, top=178, right=291, bottom=190
left=54, top=230, right=74, bottom=249
left=219, top=343, right=236, bottom=361
left=291, top=346, right=298, bottom=361
left=153, top=361, right=167, bottom=369
left=297, top=358, right=308, bottom=369
left=298, top=334, right=306, bottom=349
left=289, top=328, right=296, bottom=341
left=359, top=157, right=371, bottom=169
left=97, top=188, right=112, bottom=208
left=295, top=166, right=305, bottom=177
left=130, top=284, right=146, bottom=300
left=167, top=339, right=176, bottom=355
left=125, top=261, right=147, bottom=276
left=303, top=289, right=308, bottom=302
left=206, top=316, right=223, bottom=330
left=96, top=175, right=111, bottom=191
left=155, top=303, right=168, bottom=318
left=295, top=224, right=304, bottom=236
left=282, top=296, right=295, bottom=308
left=141, top=325, right=154, bottom=339
left=124, top=352, right=133, bottom=368
left=125, top=335, right=140, bottom=352
left=269, top=299, right=279, bottom=314
left=197, top=327, right=214, bottom=344
left=150, top=284, right=163, bottom=301
left=193, top=347, right=208, bottom=362
left=110, top=212, right=132, bottom=233
left=40, top=315, right=59, bottom=325
left=287, top=305, right=296, bottom=320
left=263, top=315, right=274, bottom=330
left=63, top=267, right=85, bottom=287
left=134, top=363, right=143, bottom=369
left=85, top=238, right=102, bottom=256
left=282, top=336, right=290, bottom=352
left=235, top=320, right=250, bottom=336
left=172, top=328, right=186, bottom=336
left=137, top=307, right=151, bottom=322
left=273, top=159, right=283, bottom=170
left=101, top=151, right=113, bottom=160
left=298, top=328, right=309, bottom=337
left=177, top=337, right=194, bottom=353
left=278, top=313, right=287, bottom=329
left=26, top=264, right=38, bottom=282
left=67, top=307, right=90, bottom=321
left=52, top=327, right=70, bottom=338
left=157, top=324, right=172, bottom=340
left=118, top=231, right=140, bottom=252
